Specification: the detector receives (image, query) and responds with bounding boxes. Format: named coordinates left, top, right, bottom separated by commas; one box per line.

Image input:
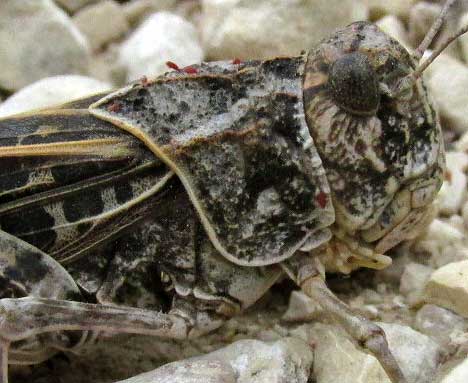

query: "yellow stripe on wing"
left=0, top=138, right=134, bottom=158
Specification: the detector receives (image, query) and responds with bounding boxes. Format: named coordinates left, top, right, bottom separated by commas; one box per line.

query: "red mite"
left=140, top=75, right=150, bottom=87
left=183, top=66, right=198, bottom=74
left=232, top=58, right=242, bottom=65
left=166, top=61, right=198, bottom=74
left=166, top=61, right=180, bottom=71
left=315, top=192, right=328, bottom=209
left=107, top=101, right=122, bottom=113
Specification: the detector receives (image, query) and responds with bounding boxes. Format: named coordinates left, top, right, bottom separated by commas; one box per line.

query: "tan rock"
left=73, top=0, right=129, bottom=52
left=201, top=0, right=368, bottom=61
left=307, top=322, right=441, bottom=383
left=424, top=260, right=468, bottom=318
left=460, top=13, right=468, bottom=63
left=122, top=0, right=177, bottom=26
left=362, top=0, right=417, bottom=20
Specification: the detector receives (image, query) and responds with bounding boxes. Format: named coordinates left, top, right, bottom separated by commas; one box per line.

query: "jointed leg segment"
left=300, top=274, right=407, bottom=383
left=0, top=297, right=190, bottom=383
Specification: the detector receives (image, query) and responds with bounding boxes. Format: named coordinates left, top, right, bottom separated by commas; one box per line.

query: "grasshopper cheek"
left=328, top=52, right=380, bottom=116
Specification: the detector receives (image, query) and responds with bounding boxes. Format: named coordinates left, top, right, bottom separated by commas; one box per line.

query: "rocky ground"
left=1, top=0, right=468, bottom=382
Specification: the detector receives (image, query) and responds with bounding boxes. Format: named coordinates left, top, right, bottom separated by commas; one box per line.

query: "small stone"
left=414, top=304, right=467, bottom=347
left=309, top=322, right=440, bottom=383
left=204, top=338, right=314, bottom=383
left=378, top=323, right=442, bottom=383
left=437, top=152, right=468, bottom=215
left=122, top=0, right=177, bottom=26
left=460, top=13, right=468, bottom=63
left=409, top=2, right=441, bottom=46
left=399, top=263, right=433, bottom=306
left=0, top=0, right=91, bottom=92
left=424, top=260, right=468, bottom=318
left=55, top=0, right=97, bottom=13
left=282, top=290, right=322, bottom=322
left=439, top=358, right=468, bottom=383
left=116, top=359, right=236, bottom=383
left=462, top=203, right=468, bottom=231
left=119, top=12, right=203, bottom=81
left=448, top=215, right=466, bottom=234
left=376, top=15, right=411, bottom=50
left=424, top=54, right=468, bottom=134
left=310, top=324, right=389, bottom=383
left=201, top=0, right=368, bottom=60
left=0, top=75, right=112, bottom=117
left=73, top=0, right=129, bottom=52
left=413, top=218, right=468, bottom=269
left=362, top=0, right=417, bottom=20
left=375, top=246, right=411, bottom=285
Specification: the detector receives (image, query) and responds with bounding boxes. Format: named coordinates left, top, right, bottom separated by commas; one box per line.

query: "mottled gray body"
left=0, top=22, right=445, bottom=383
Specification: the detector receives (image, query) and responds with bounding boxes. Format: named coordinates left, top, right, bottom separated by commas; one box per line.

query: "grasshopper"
left=0, top=1, right=466, bottom=382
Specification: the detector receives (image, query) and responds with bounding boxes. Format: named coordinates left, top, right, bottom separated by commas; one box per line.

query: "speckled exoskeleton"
left=0, top=3, right=465, bottom=381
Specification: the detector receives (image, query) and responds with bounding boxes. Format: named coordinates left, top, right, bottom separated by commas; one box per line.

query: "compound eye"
left=328, top=52, right=380, bottom=116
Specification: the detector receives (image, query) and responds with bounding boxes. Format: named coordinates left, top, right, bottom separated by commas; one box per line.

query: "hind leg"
left=0, top=230, right=88, bottom=381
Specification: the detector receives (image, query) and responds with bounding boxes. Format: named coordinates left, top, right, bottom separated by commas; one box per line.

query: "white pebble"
left=0, top=75, right=112, bottom=117
left=119, top=12, right=203, bottom=81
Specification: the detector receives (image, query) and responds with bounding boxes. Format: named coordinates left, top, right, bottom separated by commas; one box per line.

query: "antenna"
left=393, top=0, right=468, bottom=97
left=413, top=0, right=457, bottom=60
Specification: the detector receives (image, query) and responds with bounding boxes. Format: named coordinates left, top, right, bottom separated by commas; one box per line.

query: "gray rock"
left=425, top=54, right=468, bottom=135
left=205, top=338, right=313, bottom=383
left=116, top=359, right=236, bottom=383
left=0, top=75, right=112, bottom=117
left=73, top=0, right=129, bottom=52
left=201, top=0, right=368, bottom=61
left=399, top=263, right=433, bottom=307
left=116, top=338, right=313, bottom=383
left=414, top=304, right=467, bottom=347
left=378, top=323, right=442, bottom=383
left=119, top=12, right=203, bottom=81
left=282, top=290, right=322, bottom=322
left=0, top=0, right=91, bottom=91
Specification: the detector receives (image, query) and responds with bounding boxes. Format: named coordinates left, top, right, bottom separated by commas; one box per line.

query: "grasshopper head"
left=302, top=20, right=446, bottom=269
